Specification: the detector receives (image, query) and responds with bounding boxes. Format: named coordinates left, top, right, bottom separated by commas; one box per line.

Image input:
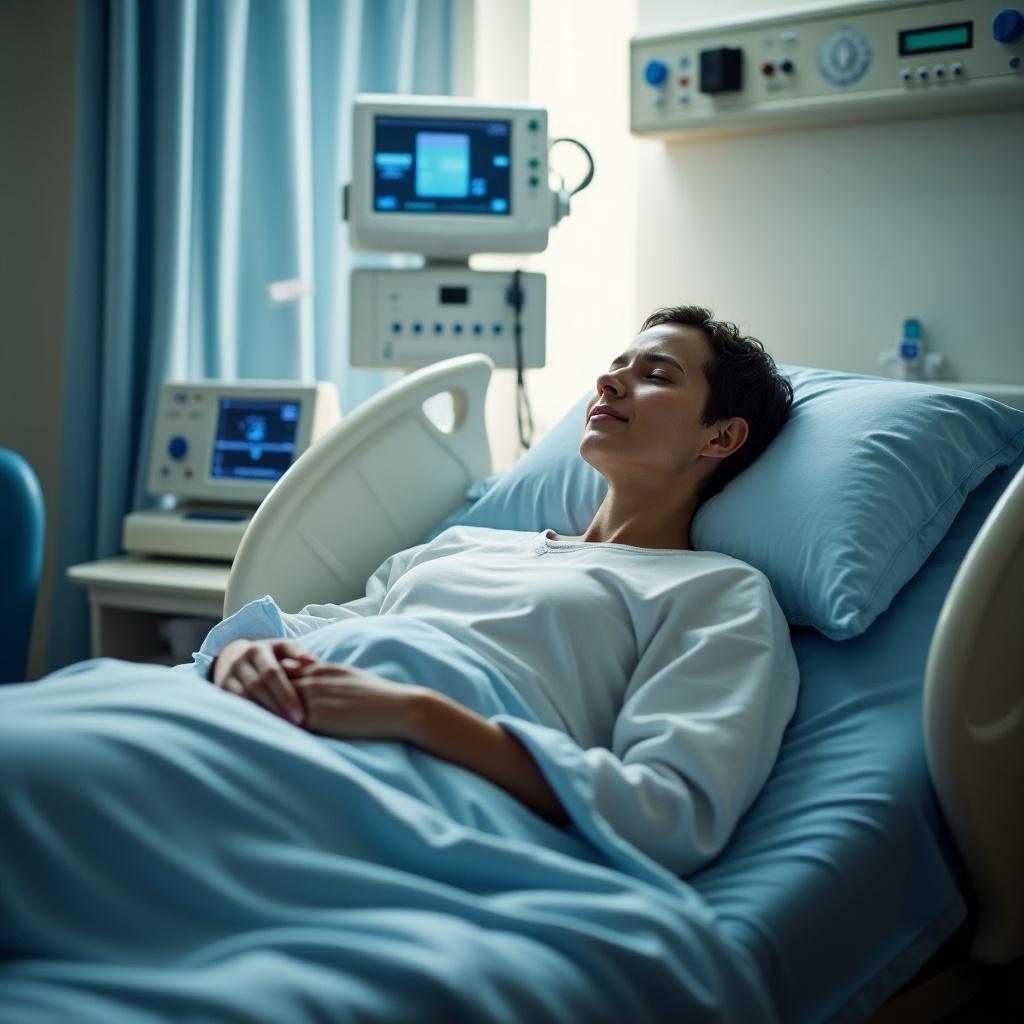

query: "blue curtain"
left=49, top=0, right=455, bottom=671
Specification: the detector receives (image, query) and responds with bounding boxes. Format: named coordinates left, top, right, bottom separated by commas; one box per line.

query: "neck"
left=581, top=481, right=701, bottom=550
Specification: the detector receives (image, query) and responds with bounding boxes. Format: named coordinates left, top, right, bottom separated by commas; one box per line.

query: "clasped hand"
left=211, top=639, right=430, bottom=742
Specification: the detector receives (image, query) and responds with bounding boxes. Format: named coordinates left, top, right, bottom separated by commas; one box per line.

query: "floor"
left=936, top=960, right=1024, bottom=1023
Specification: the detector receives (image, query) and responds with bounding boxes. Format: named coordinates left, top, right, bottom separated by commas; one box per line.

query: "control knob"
left=993, top=8, right=1024, bottom=43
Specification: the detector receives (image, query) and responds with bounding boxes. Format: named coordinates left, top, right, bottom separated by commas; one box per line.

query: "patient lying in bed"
left=0, top=304, right=800, bottom=1022
left=195, top=302, right=800, bottom=874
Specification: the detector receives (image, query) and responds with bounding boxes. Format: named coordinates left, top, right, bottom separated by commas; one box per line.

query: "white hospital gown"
left=195, top=525, right=799, bottom=876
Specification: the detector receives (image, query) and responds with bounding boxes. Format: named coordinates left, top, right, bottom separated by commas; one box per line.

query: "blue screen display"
left=373, top=115, right=512, bottom=216
left=211, top=398, right=299, bottom=482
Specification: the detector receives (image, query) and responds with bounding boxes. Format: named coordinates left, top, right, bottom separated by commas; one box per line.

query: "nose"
left=595, top=369, right=625, bottom=397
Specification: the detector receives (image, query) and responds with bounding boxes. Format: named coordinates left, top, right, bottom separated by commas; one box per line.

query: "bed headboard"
left=223, top=355, right=493, bottom=616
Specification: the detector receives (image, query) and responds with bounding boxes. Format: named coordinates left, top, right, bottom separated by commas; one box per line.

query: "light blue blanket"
left=0, top=614, right=774, bottom=1023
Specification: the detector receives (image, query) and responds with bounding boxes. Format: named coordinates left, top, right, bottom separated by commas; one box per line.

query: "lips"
left=589, top=405, right=628, bottom=422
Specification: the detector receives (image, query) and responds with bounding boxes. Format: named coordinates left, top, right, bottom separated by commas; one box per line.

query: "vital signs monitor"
left=344, top=94, right=564, bottom=259
left=123, top=381, right=339, bottom=561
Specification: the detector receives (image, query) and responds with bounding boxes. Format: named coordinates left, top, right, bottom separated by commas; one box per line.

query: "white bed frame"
left=224, top=354, right=1023, bottom=967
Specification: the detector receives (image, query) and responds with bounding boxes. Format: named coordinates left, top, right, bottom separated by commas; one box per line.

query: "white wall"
left=633, top=0, right=1024, bottom=382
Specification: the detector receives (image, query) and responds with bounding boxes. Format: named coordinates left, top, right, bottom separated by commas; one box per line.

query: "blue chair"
left=0, top=449, right=45, bottom=683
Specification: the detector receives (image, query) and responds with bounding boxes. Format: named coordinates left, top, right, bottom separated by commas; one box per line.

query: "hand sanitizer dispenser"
left=879, top=318, right=944, bottom=381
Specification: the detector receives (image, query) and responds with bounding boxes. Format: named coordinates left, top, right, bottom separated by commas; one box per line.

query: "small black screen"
left=211, top=399, right=300, bottom=482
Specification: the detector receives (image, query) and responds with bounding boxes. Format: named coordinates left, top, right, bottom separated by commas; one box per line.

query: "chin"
left=579, top=433, right=611, bottom=471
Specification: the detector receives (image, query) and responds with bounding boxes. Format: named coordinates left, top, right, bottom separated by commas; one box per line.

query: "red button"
left=761, top=62, right=775, bottom=76
left=678, top=76, right=689, bottom=86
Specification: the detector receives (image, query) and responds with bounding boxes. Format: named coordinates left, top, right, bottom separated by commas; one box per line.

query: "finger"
left=280, top=657, right=317, bottom=678
left=252, top=648, right=305, bottom=725
left=273, top=640, right=319, bottom=665
left=300, top=663, right=352, bottom=679
left=235, top=659, right=287, bottom=719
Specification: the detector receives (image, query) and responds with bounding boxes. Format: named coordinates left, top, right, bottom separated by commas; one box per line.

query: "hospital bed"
left=224, top=354, right=1023, bottom=1023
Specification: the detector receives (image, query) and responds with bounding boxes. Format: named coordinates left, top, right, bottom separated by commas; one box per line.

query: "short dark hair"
left=640, top=304, right=793, bottom=504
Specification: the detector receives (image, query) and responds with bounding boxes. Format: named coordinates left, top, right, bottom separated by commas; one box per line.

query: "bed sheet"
left=687, top=449, right=1024, bottom=1023
left=1, top=618, right=775, bottom=1023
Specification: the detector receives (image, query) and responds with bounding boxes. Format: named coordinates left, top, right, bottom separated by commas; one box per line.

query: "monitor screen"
left=211, top=398, right=300, bottom=482
left=373, top=114, right=512, bottom=216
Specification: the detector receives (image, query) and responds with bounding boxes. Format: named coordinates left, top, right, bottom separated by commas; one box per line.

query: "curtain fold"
left=50, top=0, right=455, bottom=670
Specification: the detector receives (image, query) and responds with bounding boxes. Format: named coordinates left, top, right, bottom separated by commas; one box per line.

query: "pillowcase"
left=437, top=365, right=1024, bottom=641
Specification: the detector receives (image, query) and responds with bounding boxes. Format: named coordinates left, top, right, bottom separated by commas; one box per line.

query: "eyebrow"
left=610, top=352, right=686, bottom=374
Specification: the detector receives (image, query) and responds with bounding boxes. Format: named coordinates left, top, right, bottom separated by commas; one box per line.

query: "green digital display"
left=899, top=22, right=972, bottom=56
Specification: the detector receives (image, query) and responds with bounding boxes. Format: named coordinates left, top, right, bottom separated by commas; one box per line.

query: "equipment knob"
left=644, top=59, right=669, bottom=87
left=168, top=436, right=188, bottom=460
left=993, top=8, right=1024, bottom=43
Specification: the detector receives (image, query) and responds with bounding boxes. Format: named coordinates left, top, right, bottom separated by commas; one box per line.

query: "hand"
left=290, top=663, right=431, bottom=742
left=212, top=638, right=319, bottom=724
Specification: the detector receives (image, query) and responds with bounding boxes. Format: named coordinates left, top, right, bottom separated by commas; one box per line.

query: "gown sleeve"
left=493, top=564, right=800, bottom=877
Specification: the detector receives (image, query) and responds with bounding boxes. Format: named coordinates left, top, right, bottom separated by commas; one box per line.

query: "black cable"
left=511, top=268, right=534, bottom=451
left=548, top=137, right=595, bottom=196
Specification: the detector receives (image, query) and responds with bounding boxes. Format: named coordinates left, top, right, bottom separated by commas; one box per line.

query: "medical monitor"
left=347, top=95, right=554, bottom=259
left=146, top=381, right=340, bottom=505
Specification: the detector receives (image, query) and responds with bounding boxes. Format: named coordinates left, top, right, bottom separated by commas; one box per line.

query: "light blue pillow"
left=438, top=366, right=1024, bottom=641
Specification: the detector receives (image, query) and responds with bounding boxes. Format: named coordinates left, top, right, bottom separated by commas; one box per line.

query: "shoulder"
left=690, top=549, right=773, bottom=589
left=665, top=550, right=788, bottom=626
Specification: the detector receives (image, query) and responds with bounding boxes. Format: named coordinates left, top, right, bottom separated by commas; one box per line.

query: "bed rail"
left=224, top=355, right=493, bottom=617
left=924, top=461, right=1024, bottom=964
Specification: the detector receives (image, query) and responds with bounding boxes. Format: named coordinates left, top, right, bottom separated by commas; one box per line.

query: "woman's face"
left=581, top=323, right=719, bottom=482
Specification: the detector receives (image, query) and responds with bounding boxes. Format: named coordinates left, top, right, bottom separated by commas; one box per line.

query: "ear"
left=700, top=417, right=749, bottom=461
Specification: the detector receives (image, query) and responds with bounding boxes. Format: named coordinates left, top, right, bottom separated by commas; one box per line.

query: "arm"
left=409, top=693, right=571, bottom=828
left=481, top=566, right=801, bottom=877
left=287, top=662, right=570, bottom=827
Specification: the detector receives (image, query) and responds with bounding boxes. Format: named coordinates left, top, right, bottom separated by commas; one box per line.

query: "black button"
left=699, top=47, right=743, bottom=94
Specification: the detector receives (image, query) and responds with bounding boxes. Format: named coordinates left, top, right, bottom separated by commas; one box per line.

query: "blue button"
left=453, top=323, right=464, bottom=334
left=644, top=59, right=669, bottom=87
left=493, top=324, right=503, bottom=334
left=168, top=436, right=188, bottom=459
left=391, top=322, right=402, bottom=333
left=472, top=324, right=483, bottom=335
left=434, top=323, right=444, bottom=334
left=412, top=322, right=423, bottom=333
left=900, top=342, right=920, bottom=359
left=1011, top=55, right=1022, bottom=69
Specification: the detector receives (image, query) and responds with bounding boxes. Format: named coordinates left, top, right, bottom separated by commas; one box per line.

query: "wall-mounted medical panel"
left=350, top=268, right=545, bottom=369
left=631, top=0, right=1024, bottom=138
